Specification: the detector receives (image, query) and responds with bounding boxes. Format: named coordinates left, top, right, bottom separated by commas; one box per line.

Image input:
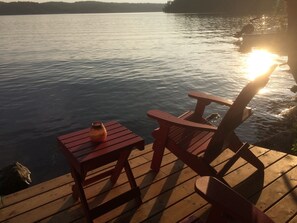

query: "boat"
left=234, top=16, right=288, bottom=54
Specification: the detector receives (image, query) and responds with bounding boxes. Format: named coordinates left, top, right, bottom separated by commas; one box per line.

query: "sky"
left=2, top=0, right=166, bottom=3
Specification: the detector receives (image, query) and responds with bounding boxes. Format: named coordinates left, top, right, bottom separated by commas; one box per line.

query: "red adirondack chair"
left=147, top=65, right=277, bottom=184
left=193, top=176, right=275, bottom=223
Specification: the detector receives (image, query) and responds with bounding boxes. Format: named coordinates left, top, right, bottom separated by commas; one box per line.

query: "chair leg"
left=150, top=140, right=166, bottom=172
left=229, top=143, right=264, bottom=170
left=218, top=143, right=250, bottom=178
left=240, top=145, right=264, bottom=170
left=150, top=127, right=169, bottom=172
left=228, top=134, right=264, bottom=171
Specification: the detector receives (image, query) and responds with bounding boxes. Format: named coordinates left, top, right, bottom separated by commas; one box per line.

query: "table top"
left=57, top=121, right=144, bottom=174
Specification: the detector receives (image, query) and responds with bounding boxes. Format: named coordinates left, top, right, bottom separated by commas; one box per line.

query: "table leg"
left=124, top=161, right=142, bottom=206
left=71, top=168, right=93, bottom=223
left=110, top=149, right=131, bottom=184
left=70, top=170, right=79, bottom=200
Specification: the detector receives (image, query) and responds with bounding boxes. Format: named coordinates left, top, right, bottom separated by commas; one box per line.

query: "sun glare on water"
left=244, top=49, right=277, bottom=93
left=245, top=49, right=277, bottom=80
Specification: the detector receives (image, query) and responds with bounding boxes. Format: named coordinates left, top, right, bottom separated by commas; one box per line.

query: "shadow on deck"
left=1, top=144, right=297, bottom=223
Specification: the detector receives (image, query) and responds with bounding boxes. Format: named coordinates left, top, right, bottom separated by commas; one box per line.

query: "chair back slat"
left=204, top=64, right=277, bottom=162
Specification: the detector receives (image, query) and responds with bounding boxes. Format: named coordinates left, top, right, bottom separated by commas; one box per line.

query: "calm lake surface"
left=0, top=12, right=292, bottom=184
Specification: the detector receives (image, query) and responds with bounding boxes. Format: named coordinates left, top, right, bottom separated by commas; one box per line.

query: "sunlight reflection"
left=262, top=15, right=266, bottom=26
left=244, top=49, right=278, bottom=94
left=246, top=49, right=277, bottom=81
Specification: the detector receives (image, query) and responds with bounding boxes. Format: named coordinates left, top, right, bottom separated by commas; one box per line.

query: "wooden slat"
left=265, top=186, right=297, bottom=223
left=37, top=153, right=182, bottom=223
left=139, top=148, right=283, bottom=223
left=89, top=149, right=255, bottom=222
left=74, top=133, right=137, bottom=158
left=40, top=146, right=235, bottom=223
left=0, top=146, right=172, bottom=223
left=0, top=145, right=152, bottom=219
left=289, top=214, right=297, bottom=223
left=1, top=145, right=296, bottom=223
left=57, top=121, right=118, bottom=141
left=180, top=151, right=297, bottom=223
left=0, top=173, right=72, bottom=208
left=186, top=132, right=213, bottom=154
left=66, top=128, right=131, bottom=152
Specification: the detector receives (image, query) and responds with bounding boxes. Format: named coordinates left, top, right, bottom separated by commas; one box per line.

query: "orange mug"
left=89, top=121, right=107, bottom=143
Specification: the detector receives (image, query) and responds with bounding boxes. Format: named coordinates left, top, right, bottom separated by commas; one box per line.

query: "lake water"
left=0, top=12, right=292, bottom=184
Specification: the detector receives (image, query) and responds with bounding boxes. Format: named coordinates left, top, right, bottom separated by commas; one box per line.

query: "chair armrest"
left=195, top=176, right=274, bottom=223
left=189, top=91, right=253, bottom=121
left=147, top=110, right=217, bottom=131
left=188, top=91, right=233, bottom=107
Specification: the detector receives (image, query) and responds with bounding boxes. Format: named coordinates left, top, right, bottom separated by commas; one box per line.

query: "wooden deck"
left=1, top=144, right=297, bottom=223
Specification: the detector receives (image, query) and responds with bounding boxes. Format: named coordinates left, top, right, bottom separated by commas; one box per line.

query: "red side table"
left=57, top=121, right=144, bottom=223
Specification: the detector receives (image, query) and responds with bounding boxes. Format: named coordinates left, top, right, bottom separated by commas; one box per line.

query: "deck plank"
left=90, top=149, right=240, bottom=222
left=33, top=150, right=179, bottom=223
left=178, top=151, right=297, bottom=223
left=0, top=144, right=296, bottom=223
left=265, top=186, right=297, bottom=223
left=1, top=144, right=153, bottom=209
left=91, top=148, right=267, bottom=223
left=145, top=149, right=288, bottom=223
left=289, top=214, right=297, bottom=223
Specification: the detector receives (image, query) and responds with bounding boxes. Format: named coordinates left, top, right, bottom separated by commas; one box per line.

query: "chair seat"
left=152, top=110, right=215, bottom=156
left=168, top=110, right=215, bottom=156
left=168, top=126, right=215, bottom=156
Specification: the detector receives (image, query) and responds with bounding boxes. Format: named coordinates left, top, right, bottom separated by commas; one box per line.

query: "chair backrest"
left=195, top=176, right=275, bottom=223
left=204, top=64, right=277, bottom=162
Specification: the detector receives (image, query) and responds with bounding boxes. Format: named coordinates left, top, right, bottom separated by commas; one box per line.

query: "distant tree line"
left=163, top=0, right=285, bottom=15
left=0, top=1, right=164, bottom=15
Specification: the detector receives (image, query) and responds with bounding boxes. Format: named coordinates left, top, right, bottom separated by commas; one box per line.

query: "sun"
left=246, top=49, right=277, bottom=81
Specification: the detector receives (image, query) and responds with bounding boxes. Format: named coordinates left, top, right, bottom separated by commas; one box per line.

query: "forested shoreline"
left=163, top=0, right=285, bottom=15
left=0, top=0, right=286, bottom=16
left=0, top=1, right=164, bottom=15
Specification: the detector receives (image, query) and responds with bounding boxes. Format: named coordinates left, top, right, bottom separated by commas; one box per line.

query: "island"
left=0, top=1, right=164, bottom=15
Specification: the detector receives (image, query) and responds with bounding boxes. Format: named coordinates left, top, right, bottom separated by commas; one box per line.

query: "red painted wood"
left=147, top=110, right=217, bottom=131
left=195, top=176, right=275, bottom=223
left=60, top=122, right=126, bottom=148
left=58, top=121, right=118, bottom=140
left=147, top=65, right=277, bottom=184
left=57, top=121, right=144, bottom=222
left=74, top=135, right=142, bottom=159
left=66, top=128, right=132, bottom=153
left=188, top=91, right=233, bottom=106
left=187, top=132, right=214, bottom=154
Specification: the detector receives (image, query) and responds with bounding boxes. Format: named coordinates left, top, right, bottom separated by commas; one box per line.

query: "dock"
left=1, top=144, right=297, bottom=223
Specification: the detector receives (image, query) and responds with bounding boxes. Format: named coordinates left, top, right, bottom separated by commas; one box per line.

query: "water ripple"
left=0, top=13, right=291, bottom=184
